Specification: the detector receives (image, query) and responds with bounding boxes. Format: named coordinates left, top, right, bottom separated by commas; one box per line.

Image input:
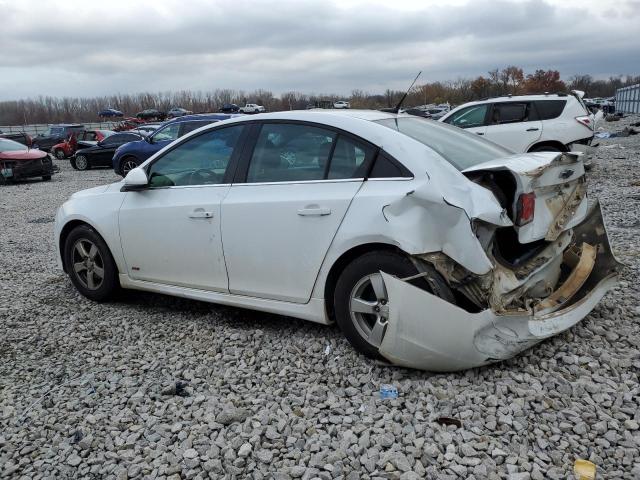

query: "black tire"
left=54, top=149, right=66, bottom=159
left=530, top=145, right=563, bottom=153
left=119, top=157, right=139, bottom=177
left=42, top=175, right=52, bottom=181
left=333, top=250, right=454, bottom=359
left=64, top=225, right=119, bottom=302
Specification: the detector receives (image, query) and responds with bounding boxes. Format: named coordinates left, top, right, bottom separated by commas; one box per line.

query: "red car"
left=0, top=138, right=54, bottom=184
left=113, top=118, right=146, bottom=132
left=50, top=130, right=114, bottom=159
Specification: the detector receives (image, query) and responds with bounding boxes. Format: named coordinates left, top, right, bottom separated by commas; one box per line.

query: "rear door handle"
left=297, top=206, right=331, bottom=216
left=475, top=132, right=484, bottom=135
left=189, top=208, right=213, bottom=219
left=526, top=127, right=539, bottom=131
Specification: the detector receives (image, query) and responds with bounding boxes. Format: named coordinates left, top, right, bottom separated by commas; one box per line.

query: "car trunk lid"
left=463, top=151, right=588, bottom=243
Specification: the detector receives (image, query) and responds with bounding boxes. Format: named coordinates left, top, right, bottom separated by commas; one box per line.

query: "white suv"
left=439, top=93, right=595, bottom=153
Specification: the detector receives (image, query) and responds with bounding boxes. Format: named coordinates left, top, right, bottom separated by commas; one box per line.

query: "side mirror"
left=121, top=167, right=148, bottom=191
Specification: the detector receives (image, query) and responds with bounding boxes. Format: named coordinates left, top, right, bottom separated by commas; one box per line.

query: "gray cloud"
left=0, top=0, right=638, bottom=100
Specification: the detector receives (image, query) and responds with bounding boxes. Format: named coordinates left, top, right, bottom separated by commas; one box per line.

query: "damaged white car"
left=54, top=110, right=621, bottom=371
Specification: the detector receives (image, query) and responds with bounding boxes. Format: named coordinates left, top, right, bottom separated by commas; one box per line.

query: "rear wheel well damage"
left=528, top=141, right=567, bottom=153
left=324, top=243, right=408, bottom=321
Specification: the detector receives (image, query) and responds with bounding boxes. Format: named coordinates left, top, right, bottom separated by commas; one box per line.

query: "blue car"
left=98, top=108, right=124, bottom=118
left=112, top=114, right=239, bottom=176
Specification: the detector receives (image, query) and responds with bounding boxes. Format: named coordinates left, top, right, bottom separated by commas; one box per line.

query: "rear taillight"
left=516, top=192, right=536, bottom=226
left=575, top=115, right=593, bottom=130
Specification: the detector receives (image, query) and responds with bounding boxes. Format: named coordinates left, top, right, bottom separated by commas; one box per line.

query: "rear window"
left=375, top=117, right=511, bottom=171
left=532, top=100, right=566, bottom=120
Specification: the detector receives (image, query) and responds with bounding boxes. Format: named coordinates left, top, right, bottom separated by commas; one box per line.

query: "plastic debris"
left=574, top=459, right=596, bottom=479
left=436, top=416, right=463, bottom=428
left=324, top=344, right=331, bottom=356
left=379, top=384, right=398, bottom=399
left=594, top=132, right=613, bottom=139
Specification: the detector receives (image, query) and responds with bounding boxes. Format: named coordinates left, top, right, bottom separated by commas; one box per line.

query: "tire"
left=64, top=225, right=119, bottom=302
left=119, top=157, right=139, bottom=177
left=530, top=145, right=563, bottom=153
left=42, top=175, right=52, bottom=181
left=333, top=250, right=454, bottom=359
left=74, top=155, right=90, bottom=170
left=54, top=149, right=66, bottom=159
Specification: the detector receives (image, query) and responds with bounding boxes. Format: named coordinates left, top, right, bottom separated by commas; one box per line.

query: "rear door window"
left=532, top=100, right=566, bottom=120
left=246, top=124, right=336, bottom=183
left=444, top=104, right=488, bottom=128
left=327, top=136, right=375, bottom=179
left=490, top=103, right=529, bottom=124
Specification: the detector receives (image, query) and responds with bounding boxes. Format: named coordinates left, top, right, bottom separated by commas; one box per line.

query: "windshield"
left=0, top=138, right=27, bottom=152
left=152, top=123, right=180, bottom=142
left=375, top=117, right=511, bottom=170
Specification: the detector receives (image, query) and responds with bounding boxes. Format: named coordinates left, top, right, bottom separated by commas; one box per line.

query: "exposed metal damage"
left=376, top=151, right=621, bottom=371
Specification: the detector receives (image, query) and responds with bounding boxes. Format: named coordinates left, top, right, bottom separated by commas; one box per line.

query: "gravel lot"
left=1, top=117, right=639, bottom=480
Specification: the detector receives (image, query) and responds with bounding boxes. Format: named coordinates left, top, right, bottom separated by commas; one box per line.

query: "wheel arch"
left=322, top=242, right=408, bottom=321
left=527, top=140, right=568, bottom=152
left=58, top=219, right=119, bottom=275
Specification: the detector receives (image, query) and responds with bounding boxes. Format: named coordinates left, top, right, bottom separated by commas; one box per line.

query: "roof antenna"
left=392, top=71, right=422, bottom=113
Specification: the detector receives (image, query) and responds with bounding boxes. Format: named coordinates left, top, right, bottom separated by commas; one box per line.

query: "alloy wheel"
left=75, top=155, right=88, bottom=170
left=71, top=239, right=105, bottom=290
left=349, top=273, right=389, bottom=348
left=122, top=159, right=138, bottom=176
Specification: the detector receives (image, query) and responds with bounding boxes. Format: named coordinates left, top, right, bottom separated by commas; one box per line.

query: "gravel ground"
left=1, top=117, right=639, bottom=480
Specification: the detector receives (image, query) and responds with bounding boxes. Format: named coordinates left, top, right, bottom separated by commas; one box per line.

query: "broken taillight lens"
left=516, top=192, right=536, bottom=226
left=575, top=115, right=593, bottom=130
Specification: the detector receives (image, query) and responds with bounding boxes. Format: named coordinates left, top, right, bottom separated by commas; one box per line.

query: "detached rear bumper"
left=378, top=201, right=621, bottom=372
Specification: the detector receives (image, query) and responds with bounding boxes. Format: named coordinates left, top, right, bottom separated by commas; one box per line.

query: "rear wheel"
left=333, top=250, right=454, bottom=359
left=530, top=145, right=563, bottom=153
left=64, top=225, right=118, bottom=302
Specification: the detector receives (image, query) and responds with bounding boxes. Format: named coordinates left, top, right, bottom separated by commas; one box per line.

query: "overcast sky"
left=0, top=0, right=638, bottom=100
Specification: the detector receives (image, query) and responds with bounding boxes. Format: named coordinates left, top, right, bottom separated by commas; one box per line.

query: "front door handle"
left=189, top=208, right=213, bottom=219
left=526, top=127, right=539, bottom=131
left=475, top=132, right=484, bottom=135
left=297, top=205, right=331, bottom=216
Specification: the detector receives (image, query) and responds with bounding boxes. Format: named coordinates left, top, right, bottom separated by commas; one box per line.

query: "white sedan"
left=54, top=111, right=620, bottom=371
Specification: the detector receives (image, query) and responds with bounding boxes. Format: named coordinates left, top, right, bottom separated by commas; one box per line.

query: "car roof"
left=165, top=113, right=243, bottom=124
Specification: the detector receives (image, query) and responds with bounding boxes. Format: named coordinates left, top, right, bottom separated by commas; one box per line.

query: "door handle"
left=189, top=208, right=213, bottom=219
left=475, top=132, right=484, bottom=135
left=297, top=206, right=331, bottom=216
left=526, top=127, right=539, bottom=131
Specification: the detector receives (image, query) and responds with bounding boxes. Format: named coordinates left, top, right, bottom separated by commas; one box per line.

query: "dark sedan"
left=71, top=132, right=144, bottom=170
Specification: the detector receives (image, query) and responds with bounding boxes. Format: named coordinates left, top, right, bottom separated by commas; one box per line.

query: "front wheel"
left=54, top=149, right=66, bottom=159
left=64, top=225, right=119, bottom=302
left=333, top=250, right=454, bottom=359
